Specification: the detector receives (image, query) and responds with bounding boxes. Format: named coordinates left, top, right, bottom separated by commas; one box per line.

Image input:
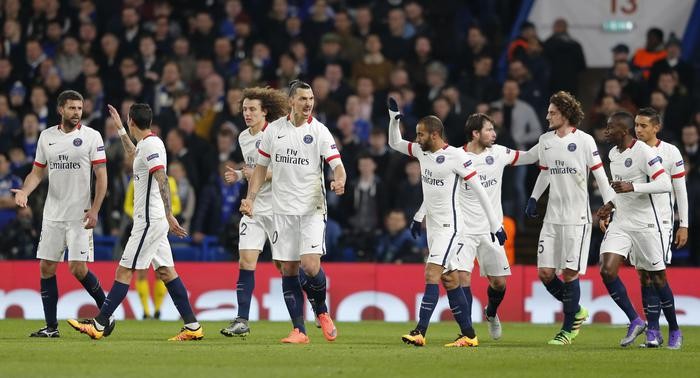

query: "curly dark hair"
left=240, top=87, right=289, bottom=122
left=549, top=91, right=584, bottom=126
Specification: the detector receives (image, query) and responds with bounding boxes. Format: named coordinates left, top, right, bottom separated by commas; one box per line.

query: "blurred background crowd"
left=0, top=0, right=699, bottom=265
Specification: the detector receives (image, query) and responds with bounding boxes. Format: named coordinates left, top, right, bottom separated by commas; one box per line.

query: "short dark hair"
left=550, top=91, right=584, bottom=126
left=465, top=113, right=495, bottom=141
left=288, top=79, right=311, bottom=97
left=57, top=90, right=84, bottom=107
left=418, top=115, right=444, bottom=136
left=637, top=107, right=661, bottom=125
left=609, top=111, right=635, bottom=131
left=128, top=103, right=153, bottom=130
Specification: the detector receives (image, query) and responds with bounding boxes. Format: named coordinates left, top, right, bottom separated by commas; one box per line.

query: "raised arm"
left=107, top=104, right=136, bottom=158
left=387, top=97, right=414, bottom=156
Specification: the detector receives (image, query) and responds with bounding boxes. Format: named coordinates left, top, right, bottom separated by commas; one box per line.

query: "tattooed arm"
left=153, top=168, right=187, bottom=237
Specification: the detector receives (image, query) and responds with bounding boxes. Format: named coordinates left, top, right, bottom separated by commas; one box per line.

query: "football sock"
left=165, top=277, right=197, bottom=324
left=461, top=286, right=473, bottom=322
left=604, top=276, right=638, bottom=322
left=416, top=284, right=439, bottom=336
left=304, top=268, right=328, bottom=314
left=486, top=286, right=506, bottom=318
left=447, top=287, right=476, bottom=338
left=656, top=283, right=679, bottom=331
left=543, top=276, right=564, bottom=301
left=561, top=279, right=580, bottom=332
left=642, top=284, right=660, bottom=330
left=236, top=269, right=255, bottom=320
left=40, top=276, right=59, bottom=329
left=96, top=281, right=129, bottom=328
left=153, top=279, right=167, bottom=314
left=135, top=278, right=151, bottom=317
left=282, top=276, right=306, bottom=333
left=79, top=270, right=105, bottom=308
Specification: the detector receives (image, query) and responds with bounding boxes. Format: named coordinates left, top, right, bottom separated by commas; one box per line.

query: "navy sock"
left=165, top=277, right=197, bottom=324
left=642, top=285, right=660, bottom=330
left=604, top=276, right=638, bottom=322
left=79, top=270, right=105, bottom=308
left=236, top=269, right=255, bottom=320
left=486, top=286, right=506, bottom=318
left=305, top=268, right=328, bottom=314
left=282, top=276, right=306, bottom=333
left=416, top=284, right=439, bottom=336
left=656, top=283, right=679, bottom=331
left=447, top=287, right=475, bottom=338
left=544, top=276, right=564, bottom=302
left=40, top=276, right=58, bottom=329
left=96, top=281, right=129, bottom=326
left=461, top=286, right=473, bottom=322
left=561, top=279, right=580, bottom=332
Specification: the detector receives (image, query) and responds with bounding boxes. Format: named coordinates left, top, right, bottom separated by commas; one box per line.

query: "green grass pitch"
left=0, top=320, right=697, bottom=377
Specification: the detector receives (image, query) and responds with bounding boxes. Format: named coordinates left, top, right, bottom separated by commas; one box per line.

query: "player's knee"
left=441, top=274, right=459, bottom=290
left=490, top=277, right=506, bottom=291
left=649, top=271, right=667, bottom=287
left=68, top=262, right=88, bottom=280
left=538, top=269, right=555, bottom=283
left=599, top=265, right=617, bottom=283
left=39, top=260, right=58, bottom=278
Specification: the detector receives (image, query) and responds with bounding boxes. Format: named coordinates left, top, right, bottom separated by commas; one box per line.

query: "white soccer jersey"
left=257, top=115, right=342, bottom=215
left=132, top=133, right=167, bottom=223
left=461, top=144, right=537, bottom=234
left=33, top=124, right=106, bottom=221
left=651, top=140, right=686, bottom=229
left=406, top=143, right=477, bottom=234
left=239, top=124, right=272, bottom=215
left=608, top=140, right=667, bottom=231
left=537, top=129, right=603, bottom=225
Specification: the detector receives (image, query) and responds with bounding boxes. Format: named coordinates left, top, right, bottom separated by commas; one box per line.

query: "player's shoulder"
left=82, top=125, right=104, bottom=141
left=39, top=125, right=60, bottom=137
left=659, top=140, right=682, bottom=156
left=539, top=131, right=556, bottom=142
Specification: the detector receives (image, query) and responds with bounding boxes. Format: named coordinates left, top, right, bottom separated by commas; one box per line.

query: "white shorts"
left=661, top=227, right=673, bottom=264
left=36, top=219, right=94, bottom=262
left=271, top=214, right=325, bottom=262
left=457, top=234, right=511, bottom=277
left=120, top=218, right=174, bottom=270
left=600, top=223, right=667, bottom=272
left=537, top=223, right=591, bottom=275
left=238, top=214, right=273, bottom=251
left=426, top=229, right=464, bottom=272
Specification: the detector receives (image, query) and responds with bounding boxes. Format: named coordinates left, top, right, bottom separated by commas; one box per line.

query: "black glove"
left=409, top=220, right=422, bottom=239
left=388, top=97, right=403, bottom=121
left=491, top=227, right=507, bottom=246
left=525, top=197, right=538, bottom=218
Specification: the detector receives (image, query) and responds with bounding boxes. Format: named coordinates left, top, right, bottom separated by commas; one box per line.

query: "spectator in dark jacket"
left=375, top=209, right=423, bottom=263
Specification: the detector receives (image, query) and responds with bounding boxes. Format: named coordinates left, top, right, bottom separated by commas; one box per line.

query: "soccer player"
left=67, top=103, right=203, bottom=341
left=12, top=90, right=113, bottom=338
left=240, top=80, right=344, bottom=344
left=413, top=113, right=538, bottom=340
left=526, top=91, right=615, bottom=345
left=387, top=99, right=506, bottom=347
left=598, top=109, right=685, bottom=349
left=220, top=87, right=288, bottom=337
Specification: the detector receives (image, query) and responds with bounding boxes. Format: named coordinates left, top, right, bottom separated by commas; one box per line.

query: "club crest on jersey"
left=436, top=155, right=445, bottom=164
left=625, top=158, right=633, bottom=167
left=303, top=134, right=313, bottom=144
left=567, top=143, right=576, bottom=152
left=648, top=156, right=661, bottom=166
left=255, top=140, right=261, bottom=148
left=73, top=138, right=82, bottom=147
left=485, top=156, right=494, bottom=165
left=147, top=153, right=159, bottom=161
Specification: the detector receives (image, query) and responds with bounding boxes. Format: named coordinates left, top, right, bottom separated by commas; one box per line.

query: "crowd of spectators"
left=0, top=0, right=698, bottom=265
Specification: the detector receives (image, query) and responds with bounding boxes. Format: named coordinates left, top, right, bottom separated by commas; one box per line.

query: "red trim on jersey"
left=538, top=165, right=548, bottom=170
left=628, top=139, right=637, bottom=149
left=262, top=121, right=268, bottom=131
left=672, top=171, right=686, bottom=179
left=149, top=165, right=165, bottom=173
left=407, top=143, right=413, bottom=157
left=464, top=171, right=477, bottom=181
left=325, top=154, right=341, bottom=162
left=463, top=144, right=468, bottom=152
left=511, top=150, right=521, bottom=166
left=655, top=139, right=661, bottom=147
left=651, top=169, right=665, bottom=180
left=285, top=115, right=313, bottom=124
left=143, top=133, right=157, bottom=140
left=307, top=115, right=312, bottom=124
left=571, top=127, right=577, bottom=133
left=258, top=149, right=270, bottom=158
left=590, top=162, right=603, bottom=170
left=57, top=123, right=82, bottom=131
left=91, top=159, right=107, bottom=165
left=33, top=161, right=47, bottom=168
left=442, top=144, right=449, bottom=150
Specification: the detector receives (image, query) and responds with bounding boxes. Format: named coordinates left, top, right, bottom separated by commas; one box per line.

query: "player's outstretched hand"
left=83, top=209, right=98, bottom=229
left=524, top=197, right=538, bottom=218
left=675, top=227, right=688, bottom=248
left=611, top=180, right=634, bottom=193
left=331, top=179, right=345, bottom=195
left=387, top=97, right=403, bottom=120
left=10, top=189, right=28, bottom=207
left=409, top=220, right=422, bottom=239
left=224, top=165, right=239, bottom=183
left=240, top=198, right=254, bottom=216
left=106, top=104, right=124, bottom=128
left=167, top=214, right=188, bottom=238
left=491, top=227, right=507, bottom=246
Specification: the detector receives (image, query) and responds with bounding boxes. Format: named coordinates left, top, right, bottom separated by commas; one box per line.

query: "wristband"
left=118, top=127, right=127, bottom=136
